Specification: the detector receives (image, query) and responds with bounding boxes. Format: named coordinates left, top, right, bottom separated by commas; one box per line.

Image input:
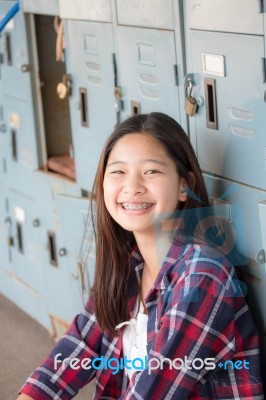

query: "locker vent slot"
left=131, top=101, right=141, bottom=116
left=11, top=129, right=17, bottom=160
left=80, top=88, right=88, bottom=127
left=204, top=78, right=218, bottom=130
left=48, top=231, right=57, bottom=266
left=16, top=222, right=23, bottom=253
left=6, top=32, right=12, bottom=65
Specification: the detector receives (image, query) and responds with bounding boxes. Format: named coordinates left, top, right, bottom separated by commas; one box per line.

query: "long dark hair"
left=88, top=113, right=226, bottom=335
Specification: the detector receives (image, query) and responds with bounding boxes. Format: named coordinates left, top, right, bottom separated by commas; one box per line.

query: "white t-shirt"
left=115, top=297, right=148, bottom=380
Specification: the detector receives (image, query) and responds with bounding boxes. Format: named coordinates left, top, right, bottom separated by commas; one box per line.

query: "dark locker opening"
left=34, top=15, right=75, bottom=181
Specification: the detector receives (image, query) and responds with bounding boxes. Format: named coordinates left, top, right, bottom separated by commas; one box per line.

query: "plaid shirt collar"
left=128, top=240, right=191, bottom=315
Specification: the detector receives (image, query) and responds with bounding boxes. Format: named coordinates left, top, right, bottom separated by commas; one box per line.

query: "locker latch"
left=5, top=217, right=14, bottom=247
left=21, top=64, right=31, bottom=73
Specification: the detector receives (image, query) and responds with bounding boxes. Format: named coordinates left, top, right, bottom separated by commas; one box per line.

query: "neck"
left=134, top=230, right=173, bottom=276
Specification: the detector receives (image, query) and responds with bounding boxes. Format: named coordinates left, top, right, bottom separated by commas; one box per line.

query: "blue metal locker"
left=188, top=31, right=266, bottom=189
left=65, top=19, right=116, bottom=190
left=115, top=26, right=182, bottom=123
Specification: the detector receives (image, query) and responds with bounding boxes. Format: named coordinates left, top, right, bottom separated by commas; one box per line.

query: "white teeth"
left=122, top=203, right=153, bottom=210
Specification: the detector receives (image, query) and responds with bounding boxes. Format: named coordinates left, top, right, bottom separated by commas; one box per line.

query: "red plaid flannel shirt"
left=20, top=242, right=264, bottom=399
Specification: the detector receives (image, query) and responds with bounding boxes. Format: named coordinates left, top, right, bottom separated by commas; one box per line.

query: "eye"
left=145, top=169, right=161, bottom=175
left=110, top=170, right=125, bottom=174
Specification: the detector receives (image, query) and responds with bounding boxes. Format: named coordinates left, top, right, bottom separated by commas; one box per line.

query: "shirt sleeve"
left=19, top=295, right=103, bottom=400
left=121, top=270, right=237, bottom=399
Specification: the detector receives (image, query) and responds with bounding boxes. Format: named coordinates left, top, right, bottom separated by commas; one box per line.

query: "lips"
left=121, top=202, right=154, bottom=210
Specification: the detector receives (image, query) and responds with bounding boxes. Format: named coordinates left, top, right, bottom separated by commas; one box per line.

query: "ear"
left=178, top=172, right=195, bottom=202
left=178, top=178, right=188, bottom=202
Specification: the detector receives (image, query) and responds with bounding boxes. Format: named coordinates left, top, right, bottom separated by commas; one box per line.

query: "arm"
left=122, top=270, right=236, bottom=399
left=19, top=295, right=103, bottom=400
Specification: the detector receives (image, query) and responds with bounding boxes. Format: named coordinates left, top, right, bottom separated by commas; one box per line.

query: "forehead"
left=108, top=133, right=168, bottom=159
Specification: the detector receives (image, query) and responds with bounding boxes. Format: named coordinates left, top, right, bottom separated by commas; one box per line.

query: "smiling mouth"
left=121, top=202, right=154, bottom=210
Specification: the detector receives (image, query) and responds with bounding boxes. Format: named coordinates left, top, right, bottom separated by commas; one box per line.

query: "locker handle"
left=5, top=32, right=12, bottom=65
left=204, top=77, right=218, bottom=130
left=11, top=129, right=18, bottom=160
left=16, top=222, right=23, bottom=253
left=79, top=88, right=88, bottom=127
left=48, top=231, right=58, bottom=266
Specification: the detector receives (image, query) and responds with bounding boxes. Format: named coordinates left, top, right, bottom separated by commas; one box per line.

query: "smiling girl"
left=18, top=113, right=263, bottom=399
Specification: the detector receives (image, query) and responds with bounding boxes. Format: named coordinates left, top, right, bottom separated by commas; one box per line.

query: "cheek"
left=159, top=179, right=180, bottom=207
left=103, top=180, right=117, bottom=207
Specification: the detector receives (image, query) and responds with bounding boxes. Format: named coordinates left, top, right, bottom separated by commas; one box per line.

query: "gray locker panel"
left=204, top=174, right=266, bottom=334
left=8, top=189, right=45, bottom=294
left=23, top=173, right=83, bottom=324
left=59, top=0, right=112, bottom=22
left=55, top=194, right=94, bottom=316
left=187, top=0, right=264, bottom=35
left=116, top=0, right=174, bottom=29
left=0, top=1, right=33, bottom=100
left=21, top=0, right=59, bottom=15
left=190, top=31, right=266, bottom=190
left=116, top=26, right=181, bottom=123
left=2, top=97, right=39, bottom=174
left=0, top=187, right=50, bottom=330
left=66, top=20, right=116, bottom=190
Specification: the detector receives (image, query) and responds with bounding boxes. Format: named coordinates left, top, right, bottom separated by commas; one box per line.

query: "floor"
left=0, top=293, right=94, bottom=400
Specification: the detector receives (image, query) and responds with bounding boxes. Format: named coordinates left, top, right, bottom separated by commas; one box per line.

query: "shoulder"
left=163, top=242, right=240, bottom=294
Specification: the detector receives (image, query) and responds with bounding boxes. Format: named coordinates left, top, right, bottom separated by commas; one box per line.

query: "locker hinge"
left=173, top=64, right=179, bottom=86
left=261, top=57, right=266, bottom=83
left=258, top=0, right=264, bottom=13
left=112, top=53, right=123, bottom=123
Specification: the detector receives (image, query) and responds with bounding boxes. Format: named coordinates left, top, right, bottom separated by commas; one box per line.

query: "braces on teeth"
left=122, top=203, right=152, bottom=210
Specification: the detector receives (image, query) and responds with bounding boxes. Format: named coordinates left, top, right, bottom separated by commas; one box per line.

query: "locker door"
left=187, top=0, right=264, bottom=35
left=188, top=31, right=266, bottom=190
left=8, top=190, right=44, bottom=294
left=21, top=0, right=59, bottom=15
left=55, top=194, right=95, bottom=316
left=204, top=174, right=266, bottom=334
left=0, top=1, right=40, bottom=171
left=116, top=26, right=181, bottom=123
left=65, top=20, right=116, bottom=191
left=1, top=98, right=38, bottom=191
left=1, top=189, right=50, bottom=328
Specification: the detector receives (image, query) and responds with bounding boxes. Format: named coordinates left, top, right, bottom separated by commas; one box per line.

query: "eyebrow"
left=106, top=159, right=167, bottom=167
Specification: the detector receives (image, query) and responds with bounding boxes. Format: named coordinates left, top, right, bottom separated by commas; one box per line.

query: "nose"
left=122, top=173, right=145, bottom=195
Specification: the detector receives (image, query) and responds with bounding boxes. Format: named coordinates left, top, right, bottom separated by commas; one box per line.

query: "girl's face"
left=103, top=133, right=187, bottom=239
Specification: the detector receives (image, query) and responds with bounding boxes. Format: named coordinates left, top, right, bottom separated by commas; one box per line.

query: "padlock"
left=184, top=79, right=198, bottom=117
left=57, top=74, right=72, bottom=99
left=185, top=96, right=198, bottom=117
